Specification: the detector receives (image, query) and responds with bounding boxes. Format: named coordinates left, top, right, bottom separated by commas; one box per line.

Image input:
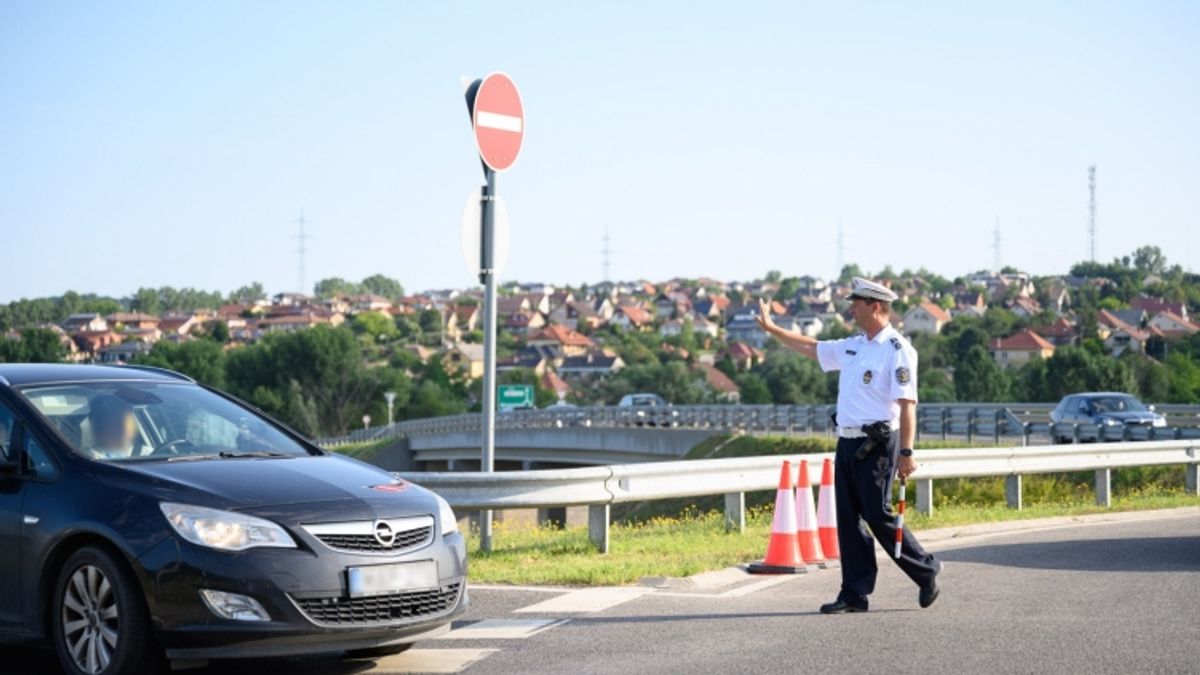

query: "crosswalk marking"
left=366, top=648, right=498, bottom=674
left=438, top=618, right=568, bottom=640
left=514, top=587, right=650, bottom=614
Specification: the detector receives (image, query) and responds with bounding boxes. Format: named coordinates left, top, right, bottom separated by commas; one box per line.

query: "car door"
left=0, top=400, right=24, bottom=627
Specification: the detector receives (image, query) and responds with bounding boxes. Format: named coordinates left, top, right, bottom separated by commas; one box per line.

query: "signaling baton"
left=893, top=477, right=907, bottom=559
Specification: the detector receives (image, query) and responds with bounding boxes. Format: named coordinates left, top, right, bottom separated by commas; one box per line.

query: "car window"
left=18, top=382, right=316, bottom=463
left=0, top=401, right=14, bottom=462
left=22, top=432, right=58, bottom=479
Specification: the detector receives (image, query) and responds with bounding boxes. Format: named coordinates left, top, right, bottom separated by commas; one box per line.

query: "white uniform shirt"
left=816, top=324, right=918, bottom=427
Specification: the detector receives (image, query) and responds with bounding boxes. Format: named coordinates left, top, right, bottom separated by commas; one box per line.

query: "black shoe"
left=919, top=580, right=940, bottom=608
left=819, top=598, right=868, bottom=614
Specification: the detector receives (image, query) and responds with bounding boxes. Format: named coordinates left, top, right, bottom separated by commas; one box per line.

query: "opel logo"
left=373, top=520, right=396, bottom=547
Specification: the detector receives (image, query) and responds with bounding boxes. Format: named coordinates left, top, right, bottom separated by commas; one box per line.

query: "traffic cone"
left=794, top=460, right=828, bottom=568
left=748, top=461, right=806, bottom=574
left=816, top=458, right=840, bottom=561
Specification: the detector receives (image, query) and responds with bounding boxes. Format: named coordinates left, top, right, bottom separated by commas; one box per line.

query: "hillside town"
left=3, top=246, right=1198, bottom=424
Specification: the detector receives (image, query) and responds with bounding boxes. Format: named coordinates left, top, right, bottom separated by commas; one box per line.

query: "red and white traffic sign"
left=472, top=72, right=524, bottom=172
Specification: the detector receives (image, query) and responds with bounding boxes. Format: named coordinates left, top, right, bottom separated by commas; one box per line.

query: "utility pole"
left=1088, top=165, right=1097, bottom=262
left=293, top=210, right=313, bottom=295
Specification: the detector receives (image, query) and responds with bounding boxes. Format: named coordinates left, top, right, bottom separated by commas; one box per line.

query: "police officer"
left=757, top=277, right=941, bottom=612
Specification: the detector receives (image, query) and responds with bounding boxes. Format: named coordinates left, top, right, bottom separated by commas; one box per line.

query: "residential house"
left=497, top=344, right=561, bottom=376
left=98, top=341, right=154, bottom=364
left=902, top=302, right=951, bottom=336
left=591, top=296, right=616, bottom=321
left=63, top=314, right=108, bottom=333
left=528, top=325, right=593, bottom=357
left=721, top=342, right=763, bottom=371
left=1008, top=297, right=1043, bottom=319
left=1131, top=296, right=1188, bottom=321
left=540, top=369, right=571, bottom=401
left=158, top=315, right=202, bottom=337
left=725, top=313, right=767, bottom=349
left=444, top=343, right=485, bottom=379
left=610, top=306, right=654, bottom=332
left=548, top=300, right=601, bottom=331
left=255, top=312, right=331, bottom=334
left=660, top=319, right=687, bottom=338
left=989, top=329, right=1055, bottom=368
left=694, top=363, right=740, bottom=403
left=558, top=349, right=625, bottom=379
left=72, top=330, right=123, bottom=361
left=272, top=292, right=313, bottom=307
left=107, top=312, right=160, bottom=331
left=1029, top=318, right=1078, bottom=347
left=503, top=311, right=546, bottom=336
left=496, top=296, right=532, bottom=317
left=349, top=294, right=393, bottom=313
left=1148, top=311, right=1199, bottom=340
left=688, top=312, right=720, bottom=339
left=445, top=304, right=480, bottom=340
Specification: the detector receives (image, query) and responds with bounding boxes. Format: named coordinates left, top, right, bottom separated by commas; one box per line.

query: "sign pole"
left=479, top=168, right=497, bottom=552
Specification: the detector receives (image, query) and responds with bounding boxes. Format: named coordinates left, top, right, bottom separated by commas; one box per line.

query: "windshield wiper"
left=218, top=451, right=291, bottom=459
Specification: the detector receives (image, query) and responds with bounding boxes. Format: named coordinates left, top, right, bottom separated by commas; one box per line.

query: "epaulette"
left=889, top=337, right=902, bottom=350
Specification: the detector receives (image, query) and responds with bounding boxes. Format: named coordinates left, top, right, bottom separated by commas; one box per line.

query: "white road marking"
left=438, top=618, right=568, bottom=640
left=476, top=110, right=522, bottom=132
left=367, top=648, right=497, bottom=673
left=514, top=587, right=650, bottom=613
left=468, top=583, right=573, bottom=594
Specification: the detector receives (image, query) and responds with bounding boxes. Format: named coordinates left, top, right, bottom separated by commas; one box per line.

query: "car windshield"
left=1086, top=395, right=1147, bottom=414
left=18, top=381, right=316, bottom=462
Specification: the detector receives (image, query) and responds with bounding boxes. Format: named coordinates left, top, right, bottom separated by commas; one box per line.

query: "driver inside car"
left=88, top=395, right=142, bottom=459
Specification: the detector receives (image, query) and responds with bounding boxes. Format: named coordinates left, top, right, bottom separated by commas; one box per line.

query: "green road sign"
left=497, top=384, right=534, bottom=411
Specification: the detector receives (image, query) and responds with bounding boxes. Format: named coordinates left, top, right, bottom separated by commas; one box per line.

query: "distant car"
left=618, top=393, right=668, bottom=408
left=0, top=364, right=466, bottom=675
left=1050, top=392, right=1167, bottom=442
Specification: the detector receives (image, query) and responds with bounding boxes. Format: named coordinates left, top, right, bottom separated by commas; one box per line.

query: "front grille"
left=292, top=583, right=461, bottom=626
left=314, top=526, right=433, bottom=554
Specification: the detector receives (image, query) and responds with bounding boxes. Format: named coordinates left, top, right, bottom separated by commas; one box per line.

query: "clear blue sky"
left=2, top=1, right=1197, bottom=303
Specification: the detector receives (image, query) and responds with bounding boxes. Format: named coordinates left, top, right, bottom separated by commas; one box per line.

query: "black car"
left=0, top=364, right=467, bottom=675
left=1049, top=392, right=1168, bottom=442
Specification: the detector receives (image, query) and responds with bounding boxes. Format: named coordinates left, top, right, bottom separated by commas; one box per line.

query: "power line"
left=1088, top=165, right=1097, bottom=262
left=293, top=210, right=313, bottom=295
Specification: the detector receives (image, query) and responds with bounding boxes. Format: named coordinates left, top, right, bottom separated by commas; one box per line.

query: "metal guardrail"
left=399, top=439, right=1200, bottom=552
left=318, top=402, right=1200, bottom=449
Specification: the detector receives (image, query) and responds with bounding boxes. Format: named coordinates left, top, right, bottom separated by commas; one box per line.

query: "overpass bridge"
left=317, top=402, right=1200, bottom=471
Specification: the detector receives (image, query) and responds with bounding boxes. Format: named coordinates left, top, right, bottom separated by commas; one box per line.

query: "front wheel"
left=51, top=546, right=164, bottom=675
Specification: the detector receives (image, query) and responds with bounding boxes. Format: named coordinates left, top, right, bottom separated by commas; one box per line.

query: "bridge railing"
left=317, top=402, right=1200, bottom=449
left=400, top=439, right=1200, bottom=552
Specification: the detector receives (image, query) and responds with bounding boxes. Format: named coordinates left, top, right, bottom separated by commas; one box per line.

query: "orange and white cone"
left=748, top=461, right=806, bottom=574
left=816, top=457, right=840, bottom=561
left=794, top=460, right=828, bottom=568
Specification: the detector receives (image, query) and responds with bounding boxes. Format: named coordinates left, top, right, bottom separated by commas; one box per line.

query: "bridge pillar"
left=1185, top=462, right=1198, bottom=495
left=588, top=505, right=610, bottom=553
left=916, top=478, right=934, bottom=516
left=724, top=492, right=745, bottom=533
left=1006, top=475, right=1022, bottom=510
left=1095, top=468, right=1112, bottom=507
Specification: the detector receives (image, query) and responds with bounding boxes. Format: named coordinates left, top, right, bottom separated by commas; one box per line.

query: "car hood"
left=96, top=454, right=438, bottom=520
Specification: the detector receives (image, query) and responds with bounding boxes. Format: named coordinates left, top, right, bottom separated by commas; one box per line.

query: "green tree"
left=314, top=277, right=361, bottom=299
left=360, top=274, right=405, bottom=300
left=134, top=339, right=228, bottom=388
left=757, top=350, right=830, bottom=404
left=228, top=282, right=266, bottom=303
left=954, top=346, right=1009, bottom=402
left=1038, top=346, right=1135, bottom=401
left=352, top=312, right=399, bottom=341
left=209, top=320, right=230, bottom=343
left=0, top=328, right=66, bottom=363
left=735, top=372, right=772, bottom=404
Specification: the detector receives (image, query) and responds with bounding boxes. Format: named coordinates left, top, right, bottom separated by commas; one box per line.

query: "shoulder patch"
left=889, top=337, right=902, bottom=350
left=896, top=366, right=911, bottom=385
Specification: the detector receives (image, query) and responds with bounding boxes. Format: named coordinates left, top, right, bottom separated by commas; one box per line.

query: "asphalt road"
left=4, top=509, right=1197, bottom=675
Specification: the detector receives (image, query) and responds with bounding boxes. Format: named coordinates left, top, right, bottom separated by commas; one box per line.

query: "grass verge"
left=468, top=488, right=1200, bottom=586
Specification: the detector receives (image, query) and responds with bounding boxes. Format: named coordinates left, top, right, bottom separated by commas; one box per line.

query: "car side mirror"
left=0, top=454, right=18, bottom=476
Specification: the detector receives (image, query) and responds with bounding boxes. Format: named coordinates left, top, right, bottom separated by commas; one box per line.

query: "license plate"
left=347, top=560, right=438, bottom=598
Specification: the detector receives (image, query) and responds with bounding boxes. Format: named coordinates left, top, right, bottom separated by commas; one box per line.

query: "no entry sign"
left=471, top=72, right=524, bottom=172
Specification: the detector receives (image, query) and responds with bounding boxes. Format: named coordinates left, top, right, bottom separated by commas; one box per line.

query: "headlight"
left=1098, top=417, right=1121, bottom=426
left=160, top=503, right=296, bottom=551
left=435, top=494, right=459, bottom=535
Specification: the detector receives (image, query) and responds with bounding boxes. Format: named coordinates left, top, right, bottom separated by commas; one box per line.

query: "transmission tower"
left=1088, top=165, right=1097, bottom=262
left=601, top=225, right=612, bottom=283
left=293, top=210, right=313, bottom=295
left=992, top=217, right=1001, bottom=272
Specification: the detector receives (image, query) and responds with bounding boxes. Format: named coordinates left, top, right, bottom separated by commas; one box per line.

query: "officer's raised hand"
left=755, top=298, right=776, bottom=331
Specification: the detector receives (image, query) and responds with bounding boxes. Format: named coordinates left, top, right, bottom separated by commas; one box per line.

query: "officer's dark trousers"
left=835, top=433, right=938, bottom=601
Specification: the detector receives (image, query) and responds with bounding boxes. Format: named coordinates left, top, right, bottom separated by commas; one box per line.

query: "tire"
left=50, top=546, right=164, bottom=675
left=344, top=643, right=414, bottom=659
